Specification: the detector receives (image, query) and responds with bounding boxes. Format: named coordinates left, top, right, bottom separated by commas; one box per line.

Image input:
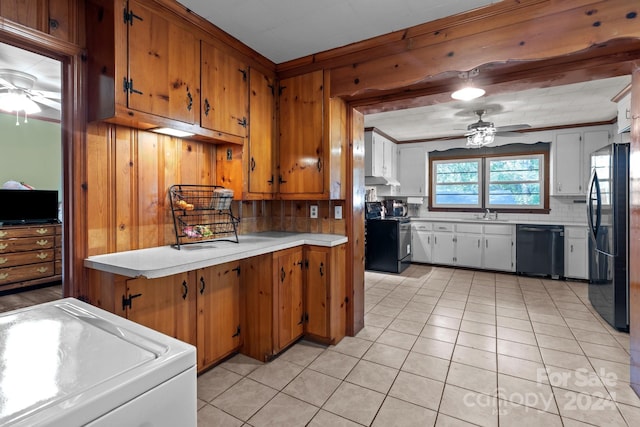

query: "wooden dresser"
left=0, top=223, right=62, bottom=292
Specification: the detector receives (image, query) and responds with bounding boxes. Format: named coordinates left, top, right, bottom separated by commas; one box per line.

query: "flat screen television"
left=0, top=189, right=60, bottom=225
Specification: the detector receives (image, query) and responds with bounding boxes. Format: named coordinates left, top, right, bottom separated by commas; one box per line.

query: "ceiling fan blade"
left=0, top=77, right=15, bottom=89
left=495, top=124, right=531, bottom=132
left=30, top=89, right=62, bottom=100
left=30, top=95, right=61, bottom=110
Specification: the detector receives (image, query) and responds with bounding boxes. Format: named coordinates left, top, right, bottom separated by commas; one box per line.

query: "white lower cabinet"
left=432, top=223, right=455, bottom=265
left=411, top=223, right=433, bottom=263
left=455, top=224, right=483, bottom=268
left=483, top=224, right=515, bottom=272
left=565, top=226, right=588, bottom=279
left=413, top=221, right=514, bottom=272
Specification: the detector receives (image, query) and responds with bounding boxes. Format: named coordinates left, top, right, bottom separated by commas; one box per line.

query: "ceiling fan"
left=0, top=69, right=62, bottom=112
left=464, top=109, right=531, bottom=147
left=465, top=109, right=531, bottom=138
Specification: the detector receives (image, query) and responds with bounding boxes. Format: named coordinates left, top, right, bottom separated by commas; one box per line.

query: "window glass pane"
left=433, top=160, right=480, bottom=207
left=487, top=155, right=543, bottom=208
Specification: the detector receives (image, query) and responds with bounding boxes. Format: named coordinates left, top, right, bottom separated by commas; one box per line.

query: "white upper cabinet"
left=365, top=130, right=397, bottom=184
left=552, top=129, right=610, bottom=196
left=398, top=146, right=426, bottom=196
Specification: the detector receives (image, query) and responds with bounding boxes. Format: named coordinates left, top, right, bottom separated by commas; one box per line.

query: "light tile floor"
left=197, top=265, right=639, bottom=426
left=2, top=269, right=638, bottom=426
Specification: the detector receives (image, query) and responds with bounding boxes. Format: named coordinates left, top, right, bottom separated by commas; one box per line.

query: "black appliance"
left=365, top=202, right=411, bottom=273
left=0, top=189, right=59, bottom=225
left=587, top=143, right=629, bottom=331
left=516, top=224, right=564, bottom=278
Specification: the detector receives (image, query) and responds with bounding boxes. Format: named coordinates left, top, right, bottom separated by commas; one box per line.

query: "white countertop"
left=409, top=217, right=588, bottom=227
left=84, top=232, right=348, bottom=279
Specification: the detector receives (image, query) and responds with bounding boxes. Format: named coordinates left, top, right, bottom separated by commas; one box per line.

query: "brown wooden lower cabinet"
left=95, top=243, right=347, bottom=371
left=196, top=262, right=242, bottom=370
left=125, top=272, right=197, bottom=347
left=241, top=244, right=347, bottom=362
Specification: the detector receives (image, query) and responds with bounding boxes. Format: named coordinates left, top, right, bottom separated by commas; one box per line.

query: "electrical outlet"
left=334, top=205, right=342, bottom=219
left=310, top=205, right=318, bottom=218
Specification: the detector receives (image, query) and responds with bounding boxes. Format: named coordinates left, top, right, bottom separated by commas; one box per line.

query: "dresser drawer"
left=0, top=225, right=56, bottom=239
left=0, top=236, right=55, bottom=253
left=0, top=249, right=55, bottom=268
left=0, top=262, right=55, bottom=285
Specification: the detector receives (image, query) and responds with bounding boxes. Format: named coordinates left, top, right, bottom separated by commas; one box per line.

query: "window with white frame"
left=430, top=150, right=547, bottom=211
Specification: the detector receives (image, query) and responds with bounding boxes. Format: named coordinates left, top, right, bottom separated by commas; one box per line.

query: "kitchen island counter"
left=84, top=232, right=348, bottom=279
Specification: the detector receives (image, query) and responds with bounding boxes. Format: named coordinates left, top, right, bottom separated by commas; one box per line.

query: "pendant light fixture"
left=451, top=68, right=485, bottom=101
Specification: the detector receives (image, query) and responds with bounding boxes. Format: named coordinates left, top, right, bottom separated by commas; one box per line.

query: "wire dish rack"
left=169, top=184, right=240, bottom=249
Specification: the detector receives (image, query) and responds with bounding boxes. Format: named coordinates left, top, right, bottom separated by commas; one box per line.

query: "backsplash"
left=233, top=200, right=347, bottom=235
left=408, top=196, right=587, bottom=224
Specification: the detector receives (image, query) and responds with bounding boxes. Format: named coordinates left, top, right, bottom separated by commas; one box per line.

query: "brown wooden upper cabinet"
left=246, top=68, right=276, bottom=198
left=201, top=41, right=248, bottom=138
left=86, top=0, right=243, bottom=144
left=1, top=0, right=77, bottom=43
left=278, top=70, right=347, bottom=200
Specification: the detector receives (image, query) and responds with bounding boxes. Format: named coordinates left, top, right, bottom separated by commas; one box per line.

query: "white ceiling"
left=178, top=0, right=498, bottom=64
left=0, top=43, right=61, bottom=121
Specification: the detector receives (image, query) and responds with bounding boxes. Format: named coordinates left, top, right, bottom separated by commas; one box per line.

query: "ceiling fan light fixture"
left=451, top=86, right=485, bottom=101
left=0, top=91, right=41, bottom=114
left=466, top=126, right=496, bottom=147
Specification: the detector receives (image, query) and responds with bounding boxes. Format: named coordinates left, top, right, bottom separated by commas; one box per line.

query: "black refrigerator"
left=587, top=143, right=629, bottom=331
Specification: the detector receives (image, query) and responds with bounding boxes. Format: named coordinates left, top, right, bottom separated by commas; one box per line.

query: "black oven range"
left=365, top=202, right=411, bottom=274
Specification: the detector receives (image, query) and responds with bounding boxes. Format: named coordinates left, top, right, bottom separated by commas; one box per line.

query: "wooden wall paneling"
left=114, top=126, right=135, bottom=252
left=216, top=144, right=244, bottom=198
left=0, top=0, right=48, bottom=34
left=136, top=131, right=160, bottom=249
left=161, top=136, right=181, bottom=244
left=48, top=0, right=78, bottom=43
left=240, top=254, right=273, bottom=361
left=85, top=122, right=113, bottom=256
left=348, top=108, right=365, bottom=335
left=629, top=63, right=640, bottom=396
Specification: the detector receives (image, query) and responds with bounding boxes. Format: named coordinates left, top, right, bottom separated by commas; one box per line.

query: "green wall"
left=0, top=112, right=62, bottom=199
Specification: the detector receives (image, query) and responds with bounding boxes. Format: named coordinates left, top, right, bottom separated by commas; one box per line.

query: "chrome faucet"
left=484, top=208, right=491, bottom=219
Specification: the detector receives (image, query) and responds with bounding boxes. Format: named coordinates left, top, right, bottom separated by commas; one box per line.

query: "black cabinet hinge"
left=267, top=175, right=274, bottom=185
left=232, top=266, right=241, bottom=276
left=123, top=8, right=143, bottom=25
left=237, top=117, right=247, bottom=128
left=122, top=293, right=142, bottom=310
left=268, top=84, right=275, bottom=96
left=232, top=325, right=241, bottom=337
left=238, top=68, right=247, bottom=82
left=304, top=313, right=309, bottom=323
left=278, top=86, right=286, bottom=96
left=279, top=175, right=287, bottom=184
left=123, top=78, right=143, bottom=95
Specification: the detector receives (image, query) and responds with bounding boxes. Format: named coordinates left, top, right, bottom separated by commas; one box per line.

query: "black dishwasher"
left=516, top=224, right=564, bottom=278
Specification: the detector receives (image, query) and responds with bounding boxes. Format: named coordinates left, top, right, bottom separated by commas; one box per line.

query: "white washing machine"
left=0, top=298, right=197, bottom=426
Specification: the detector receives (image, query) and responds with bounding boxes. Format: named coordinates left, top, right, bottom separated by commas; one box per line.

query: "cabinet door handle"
left=0, top=257, right=6, bottom=264
left=232, top=325, right=241, bottom=337
left=427, top=236, right=430, bottom=244
left=280, top=267, right=286, bottom=282
left=36, top=240, right=49, bottom=246
left=36, top=266, right=49, bottom=273
left=0, top=243, right=7, bottom=250
left=486, top=240, right=488, bottom=248
left=204, top=98, right=211, bottom=116
left=36, top=252, right=49, bottom=260
left=434, top=236, right=437, bottom=244
left=36, top=228, right=49, bottom=235
left=0, top=231, right=7, bottom=238
left=250, top=157, right=256, bottom=171
left=182, top=280, right=188, bottom=300
left=477, top=239, right=480, bottom=248
left=319, top=262, right=324, bottom=277
left=0, top=272, right=8, bottom=280
left=571, top=244, right=574, bottom=253
left=317, top=158, right=322, bottom=172
left=199, top=276, right=205, bottom=294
